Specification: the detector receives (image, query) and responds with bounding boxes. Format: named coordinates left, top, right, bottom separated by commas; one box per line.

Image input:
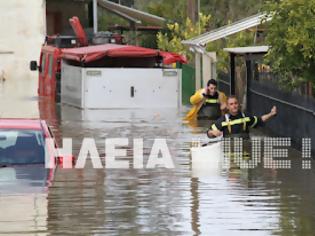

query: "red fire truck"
left=30, top=17, right=123, bottom=102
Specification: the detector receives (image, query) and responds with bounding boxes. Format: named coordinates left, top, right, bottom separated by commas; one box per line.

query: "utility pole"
left=93, top=0, right=98, bottom=33
left=187, top=0, right=199, bottom=24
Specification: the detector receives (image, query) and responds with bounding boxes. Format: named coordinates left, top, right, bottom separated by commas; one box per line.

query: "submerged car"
left=0, top=119, right=61, bottom=193
left=0, top=119, right=61, bottom=233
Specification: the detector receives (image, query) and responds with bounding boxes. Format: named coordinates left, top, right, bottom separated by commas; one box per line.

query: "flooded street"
left=1, top=99, right=314, bottom=235
left=2, top=0, right=315, bottom=234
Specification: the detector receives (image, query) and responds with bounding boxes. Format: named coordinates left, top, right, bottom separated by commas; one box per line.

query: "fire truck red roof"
left=61, top=44, right=187, bottom=64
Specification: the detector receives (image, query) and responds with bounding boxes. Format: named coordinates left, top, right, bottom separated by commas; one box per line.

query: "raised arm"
left=218, top=92, right=227, bottom=112
left=261, top=106, right=277, bottom=122
left=190, top=89, right=206, bottom=105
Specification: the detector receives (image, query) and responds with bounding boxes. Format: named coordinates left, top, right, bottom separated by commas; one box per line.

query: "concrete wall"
left=0, top=0, right=46, bottom=118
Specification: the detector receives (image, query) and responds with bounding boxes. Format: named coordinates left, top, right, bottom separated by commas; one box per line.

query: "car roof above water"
left=0, top=119, right=44, bottom=130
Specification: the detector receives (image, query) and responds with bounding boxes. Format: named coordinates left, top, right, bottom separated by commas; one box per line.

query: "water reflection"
left=0, top=99, right=314, bottom=235
left=0, top=164, right=51, bottom=235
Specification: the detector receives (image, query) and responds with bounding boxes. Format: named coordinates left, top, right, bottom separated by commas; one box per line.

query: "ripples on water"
left=0, top=102, right=314, bottom=235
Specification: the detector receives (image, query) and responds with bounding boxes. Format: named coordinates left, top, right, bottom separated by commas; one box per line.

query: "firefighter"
left=207, top=95, right=277, bottom=138
left=185, top=79, right=227, bottom=121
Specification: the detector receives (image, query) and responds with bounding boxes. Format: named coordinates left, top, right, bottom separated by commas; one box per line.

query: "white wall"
left=0, top=0, right=46, bottom=118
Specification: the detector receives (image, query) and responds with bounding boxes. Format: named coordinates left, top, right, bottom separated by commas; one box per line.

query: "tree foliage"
left=135, top=0, right=187, bottom=23
left=206, top=30, right=257, bottom=73
left=153, top=1, right=261, bottom=70
left=263, top=0, right=315, bottom=89
left=156, top=14, right=256, bottom=71
left=106, top=0, right=263, bottom=73
left=200, top=0, right=265, bottom=28
left=156, top=13, right=211, bottom=60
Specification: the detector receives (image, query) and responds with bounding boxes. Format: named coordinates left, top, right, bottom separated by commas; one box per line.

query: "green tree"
left=263, top=0, right=315, bottom=89
left=206, top=30, right=257, bottom=73
left=201, top=0, right=265, bottom=28
left=156, top=13, right=211, bottom=60
left=137, top=0, right=187, bottom=23
left=157, top=13, right=256, bottom=71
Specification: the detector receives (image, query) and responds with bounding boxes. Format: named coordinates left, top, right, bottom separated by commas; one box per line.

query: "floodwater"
left=1, top=99, right=315, bottom=236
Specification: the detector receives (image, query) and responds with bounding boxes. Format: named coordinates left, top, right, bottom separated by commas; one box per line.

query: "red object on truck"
left=30, top=16, right=187, bottom=102
left=69, top=16, right=88, bottom=47
left=62, top=44, right=187, bottom=64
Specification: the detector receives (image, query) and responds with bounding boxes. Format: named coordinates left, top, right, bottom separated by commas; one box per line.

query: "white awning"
left=182, top=13, right=271, bottom=47
left=223, top=46, right=269, bottom=54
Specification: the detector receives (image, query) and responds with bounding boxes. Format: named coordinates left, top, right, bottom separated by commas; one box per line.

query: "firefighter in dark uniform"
left=207, top=96, right=277, bottom=138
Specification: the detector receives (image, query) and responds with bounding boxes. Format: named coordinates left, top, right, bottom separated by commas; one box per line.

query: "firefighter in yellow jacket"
left=185, top=79, right=227, bottom=121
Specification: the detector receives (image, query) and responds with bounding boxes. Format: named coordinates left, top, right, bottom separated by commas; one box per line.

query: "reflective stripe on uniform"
left=211, top=124, right=218, bottom=131
left=242, top=113, right=247, bottom=131
left=205, top=99, right=219, bottom=104
left=225, top=114, right=232, bottom=134
left=221, top=117, right=251, bottom=127
left=250, top=116, right=258, bottom=128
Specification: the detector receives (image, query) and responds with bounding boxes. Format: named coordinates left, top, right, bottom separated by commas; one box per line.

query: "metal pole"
left=93, top=0, right=98, bottom=33
left=198, top=0, right=200, bottom=34
left=230, top=53, right=236, bottom=95
left=245, top=59, right=252, bottom=112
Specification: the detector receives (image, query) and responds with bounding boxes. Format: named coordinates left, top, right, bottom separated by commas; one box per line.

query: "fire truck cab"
left=30, top=37, right=75, bottom=102
left=30, top=17, right=123, bottom=102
